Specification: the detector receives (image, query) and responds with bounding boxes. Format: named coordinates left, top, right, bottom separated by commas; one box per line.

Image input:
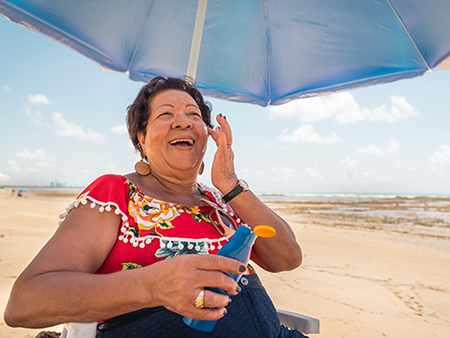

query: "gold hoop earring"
left=135, top=157, right=151, bottom=176
left=198, top=161, right=205, bottom=175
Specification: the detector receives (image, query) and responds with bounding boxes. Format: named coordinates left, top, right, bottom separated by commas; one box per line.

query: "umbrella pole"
left=186, top=0, right=208, bottom=81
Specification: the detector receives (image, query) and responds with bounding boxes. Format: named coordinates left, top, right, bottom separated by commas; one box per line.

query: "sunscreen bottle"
left=183, top=225, right=276, bottom=332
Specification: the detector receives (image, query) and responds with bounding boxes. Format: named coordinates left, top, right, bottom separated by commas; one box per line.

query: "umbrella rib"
left=127, top=0, right=156, bottom=72
left=187, top=0, right=208, bottom=80
left=264, top=0, right=272, bottom=104
left=385, top=0, right=431, bottom=71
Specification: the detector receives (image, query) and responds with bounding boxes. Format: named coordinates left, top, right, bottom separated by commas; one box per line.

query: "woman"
left=4, top=77, right=304, bottom=337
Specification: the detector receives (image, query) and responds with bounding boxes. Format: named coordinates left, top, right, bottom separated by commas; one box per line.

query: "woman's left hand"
left=208, top=114, right=303, bottom=273
left=208, top=114, right=239, bottom=194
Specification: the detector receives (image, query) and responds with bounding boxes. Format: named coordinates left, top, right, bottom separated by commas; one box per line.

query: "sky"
left=1, top=16, right=450, bottom=194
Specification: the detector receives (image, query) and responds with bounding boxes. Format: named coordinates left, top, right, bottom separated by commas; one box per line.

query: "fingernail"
left=222, top=309, right=227, bottom=317
left=223, top=115, right=227, bottom=120
left=219, top=113, right=222, bottom=117
left=228, top=297, right=232, bottom=304
left=236, top=285, right=242, bottom=293
left=239, top=265, right=246, bottom=272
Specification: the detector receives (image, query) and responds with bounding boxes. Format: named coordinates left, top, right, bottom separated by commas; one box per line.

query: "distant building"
left=50, top=180, right=66, bottom=188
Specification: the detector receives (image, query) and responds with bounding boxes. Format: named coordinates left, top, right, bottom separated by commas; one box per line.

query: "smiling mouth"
left=169, top=139, right=195, bottom=146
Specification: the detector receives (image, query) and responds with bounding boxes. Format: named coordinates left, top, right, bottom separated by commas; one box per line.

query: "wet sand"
left=1, top=189, right=449, bottom=337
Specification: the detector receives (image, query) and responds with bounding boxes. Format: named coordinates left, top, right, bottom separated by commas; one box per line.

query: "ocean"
left=257, top=192, right=450, bottom=229
left=3, top=187, right=450, bottom=229
left=256, top=192, right=450, bottom=203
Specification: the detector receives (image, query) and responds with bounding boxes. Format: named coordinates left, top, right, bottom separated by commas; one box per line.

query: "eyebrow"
left=154, top=104, right=174, bottom=111
left=154, top=103, right=200, bottom=111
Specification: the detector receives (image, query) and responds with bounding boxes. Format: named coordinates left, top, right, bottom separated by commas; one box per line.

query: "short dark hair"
left=127, top=76, right=212, bottom=154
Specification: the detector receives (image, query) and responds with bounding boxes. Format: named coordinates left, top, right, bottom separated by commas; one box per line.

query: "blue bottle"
left=183, top=225, right=275, bottom=332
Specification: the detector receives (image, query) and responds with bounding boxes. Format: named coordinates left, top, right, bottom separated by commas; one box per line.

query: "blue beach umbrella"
left=1, top=0, right=450, bottom=107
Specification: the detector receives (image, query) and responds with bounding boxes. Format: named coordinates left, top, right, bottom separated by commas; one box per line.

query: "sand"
left=1, top=189, right=449, bottom=338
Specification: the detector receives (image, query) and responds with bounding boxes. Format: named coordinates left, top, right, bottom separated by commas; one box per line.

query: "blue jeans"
left=97, top=274, right=308, bottom=338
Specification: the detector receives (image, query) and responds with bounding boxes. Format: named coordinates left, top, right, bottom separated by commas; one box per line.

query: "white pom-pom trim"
left=59, top=195, right=129, bottom=231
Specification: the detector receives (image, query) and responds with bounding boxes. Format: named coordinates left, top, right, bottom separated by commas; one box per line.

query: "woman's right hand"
left=144, top=254, right=244, bottom=321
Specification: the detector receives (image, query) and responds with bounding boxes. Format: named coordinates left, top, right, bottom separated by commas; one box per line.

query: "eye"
left=157, top=111, right=172, bottom=118
left=189, top=111, right=202, bottom=118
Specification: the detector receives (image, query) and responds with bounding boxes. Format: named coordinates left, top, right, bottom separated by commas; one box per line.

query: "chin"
left=169, top=162, right=200, bottom=172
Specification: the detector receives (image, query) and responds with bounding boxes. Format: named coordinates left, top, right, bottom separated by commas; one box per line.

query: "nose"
left=172, top=113, right=193, bottom=129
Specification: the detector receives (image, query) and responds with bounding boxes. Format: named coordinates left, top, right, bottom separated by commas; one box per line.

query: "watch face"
left=239, top=179, right=249, bottom=190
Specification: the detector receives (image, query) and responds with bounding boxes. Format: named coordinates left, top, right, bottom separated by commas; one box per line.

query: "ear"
left=137, top=132, right=146, bottom=156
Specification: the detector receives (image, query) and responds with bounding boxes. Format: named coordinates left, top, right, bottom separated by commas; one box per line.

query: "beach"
left=1, top=189, right=449, bottom=337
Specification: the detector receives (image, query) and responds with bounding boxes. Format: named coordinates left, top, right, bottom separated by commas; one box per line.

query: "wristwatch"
left=221, top=179, right=249, bottom=204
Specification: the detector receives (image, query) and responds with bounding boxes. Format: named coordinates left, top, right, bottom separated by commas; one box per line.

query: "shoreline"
left=1, top=190, right=449, bottom=337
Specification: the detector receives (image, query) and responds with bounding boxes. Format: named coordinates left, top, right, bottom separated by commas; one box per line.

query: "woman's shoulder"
left=86, top=173, right=127, bottom=186
left=76, top=174, right=132, bottom=203
left=58, top=174, right=131, bottom=226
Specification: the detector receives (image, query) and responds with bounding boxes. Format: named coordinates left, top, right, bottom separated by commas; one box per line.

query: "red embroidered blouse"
left=59, top=174, right=254, bottom=275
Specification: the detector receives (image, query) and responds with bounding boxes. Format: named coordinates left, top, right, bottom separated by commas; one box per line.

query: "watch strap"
left=221, top=180, right=248, bottom=204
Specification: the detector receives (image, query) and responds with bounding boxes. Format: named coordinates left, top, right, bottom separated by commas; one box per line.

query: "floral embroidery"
left=122, top=262, right=143, bottom=270
left=176, top=204, right=200, bottom=214
left=192, top=211, right=212, bottom=224
left=126, top=179, right=137, bottom=200
left=129, top=194, right=178, bottom=235
left=155, top=240, right=210, bottom=259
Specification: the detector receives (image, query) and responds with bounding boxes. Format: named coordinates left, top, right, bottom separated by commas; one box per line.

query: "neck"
left=131, top=169, right=202, bottom=206
left=150, top=170, right=199, bottom=197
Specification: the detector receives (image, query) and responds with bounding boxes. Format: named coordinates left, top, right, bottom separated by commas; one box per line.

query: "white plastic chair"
left=60, top=310, right=320, bottom=337
left=277, top=309, right=320, bottom=334
left=60, top=322, right=97, bottom=338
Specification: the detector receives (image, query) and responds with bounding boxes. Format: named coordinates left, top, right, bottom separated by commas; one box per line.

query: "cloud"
left=2, top=85, right=13, bottom=93
left=277, top=166, right=302, bottom=181
left=370, top=96, right=419, bottom=123
left=305, top=167, right=323, bottom=179
left=280, top=123, right=343, bottom=144
left=105, top=162, right=120, bottom=173
left=352, top=138, right=401, bottom=156
left=25, top=106, right=42, bottom=126
left=362, top=170, right=394, bottom=182
left=28, top=94, right=51, bottom=105
left=7, top=160, right=20, bottom=171
left=111, top=124, right=128, bottom=135
left=14, top=149, right=54, bottom=169
left=340, top=156, right=358, bottom=167
left=16, top=147, right=47, bottom=161
left=53, top=112, right=106, bottom=143
left=82, top=169, right=96, bottom=175
left=36, top=161, right=54, bottom=168
left=429, top=145, right=450, bottom=166
left=270, top=92, right=419, bottom=124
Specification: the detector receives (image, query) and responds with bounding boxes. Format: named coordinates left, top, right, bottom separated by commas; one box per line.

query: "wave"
left=256, top=192, right=450, bottom=203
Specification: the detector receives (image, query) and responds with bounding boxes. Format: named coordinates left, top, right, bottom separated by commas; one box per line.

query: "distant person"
left=4, top=77, right=305, bottom=337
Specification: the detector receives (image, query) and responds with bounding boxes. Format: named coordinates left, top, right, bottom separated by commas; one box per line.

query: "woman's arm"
left=208, top=115, right=303, bottom=273
left=223, top=187, right=302, bottom=272
left=4, top=204, right=243, bottom=328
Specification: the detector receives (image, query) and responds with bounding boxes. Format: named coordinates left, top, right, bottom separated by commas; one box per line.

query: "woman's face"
left=138, top=89, right=208, bottom=174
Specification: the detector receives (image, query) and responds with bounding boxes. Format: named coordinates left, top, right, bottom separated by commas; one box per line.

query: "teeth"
left=169, top=139, right=194, bottom=145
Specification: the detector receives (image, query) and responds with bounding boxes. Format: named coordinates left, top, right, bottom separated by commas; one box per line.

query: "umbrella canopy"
left=1, top=0, right=450, bottom=106
left=0, top=173, right=10, bottom=180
